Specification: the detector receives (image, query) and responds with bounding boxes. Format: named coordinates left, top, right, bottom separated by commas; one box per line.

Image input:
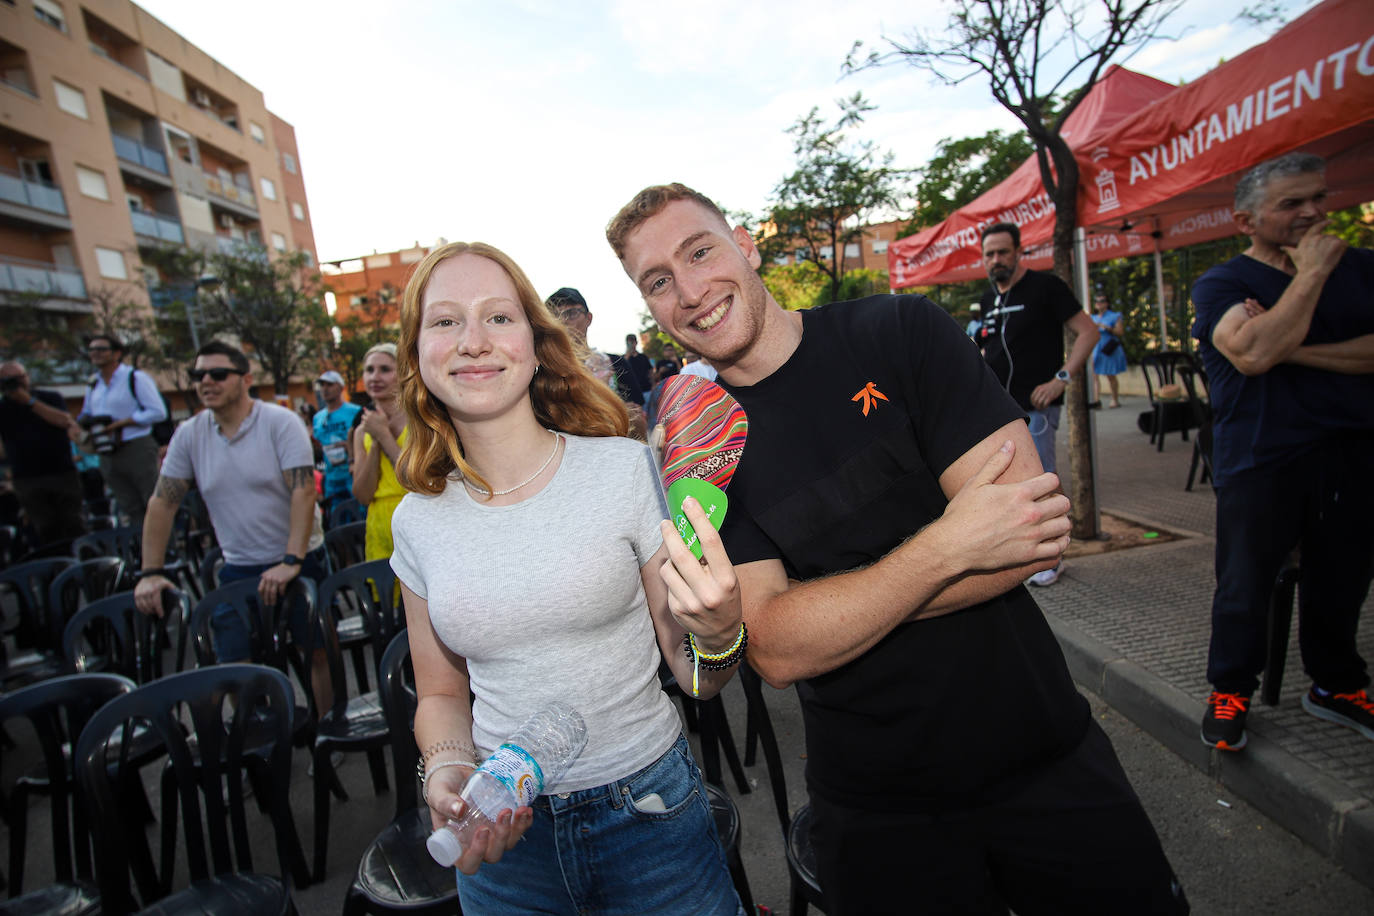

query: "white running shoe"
left=1027, top=562, right=1063, bottom=587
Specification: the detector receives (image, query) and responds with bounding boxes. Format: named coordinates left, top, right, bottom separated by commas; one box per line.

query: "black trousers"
left=1206, top=432, right=1374, bottom=696
left=809, top=720, right=1187, bottom=915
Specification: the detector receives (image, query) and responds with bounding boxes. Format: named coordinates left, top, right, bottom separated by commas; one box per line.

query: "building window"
left=301, top=249, right=314, bottom=267
left=290, top=201, right=305, bottom=221
left=844, top=242, right=860, bottom=259
left=95, top=246, right=128, bottom=280
left=271, top=231, right=287, bottom=252
left=33, top=0, right=67, bottom=32
left=259, top=176, right=276, bottom=201
left=249, top=121, right=265, bottom=144
left=399, top=248, right=425, bottom=264
left=819, top=246, right=834, bottom=261
left=281, top=152, right=297, bottom=174
left=75, top=165, right=109, bottom=200
left=351, top=295, right=366, bottom=307
left=53, top=78, right=88, bottom=119
left=871, top=239, right=889, bottom=255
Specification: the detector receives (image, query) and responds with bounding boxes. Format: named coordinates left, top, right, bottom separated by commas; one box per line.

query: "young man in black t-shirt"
left=608, top=184, right=1186, bottom=915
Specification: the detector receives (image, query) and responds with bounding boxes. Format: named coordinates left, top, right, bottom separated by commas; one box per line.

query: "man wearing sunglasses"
left=76, top=334, right=167, bottom=533
left=134, top=340, right=332, bottom=709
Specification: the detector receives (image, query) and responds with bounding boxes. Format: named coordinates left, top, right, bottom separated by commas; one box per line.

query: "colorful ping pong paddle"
left=655, top=375, right=747, bottom=558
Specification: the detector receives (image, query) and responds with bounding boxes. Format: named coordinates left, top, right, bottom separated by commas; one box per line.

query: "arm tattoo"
left=283, top=465, right=315, bottom=491
left=153, top=475, right=191, bottom=504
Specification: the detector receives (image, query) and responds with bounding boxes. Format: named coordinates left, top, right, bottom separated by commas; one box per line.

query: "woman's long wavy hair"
left=395, top=241, right=630, bottom=496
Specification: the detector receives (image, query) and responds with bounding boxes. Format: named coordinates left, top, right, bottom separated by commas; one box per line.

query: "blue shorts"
left=456, top=733, right=743, bottom=915
left=211, top=546, right=328, bottom=662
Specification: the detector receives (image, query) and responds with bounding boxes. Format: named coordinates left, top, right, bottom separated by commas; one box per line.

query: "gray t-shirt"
left=390, top=434, right=680, bottom=793
left=162, top=400, right=322, bottom=566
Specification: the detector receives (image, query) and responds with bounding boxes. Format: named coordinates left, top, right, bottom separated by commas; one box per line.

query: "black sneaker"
left=1302, top=688, right=1374, bottom=741
left=1201, top=691, right=1250, bottom=751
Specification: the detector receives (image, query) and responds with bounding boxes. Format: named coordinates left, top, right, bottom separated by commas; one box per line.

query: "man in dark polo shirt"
left=1192, top=152, right=1374, bottom=752
left=0, top=361, right=85, bottom=545
left=608, top=183, right=1186, bottom=915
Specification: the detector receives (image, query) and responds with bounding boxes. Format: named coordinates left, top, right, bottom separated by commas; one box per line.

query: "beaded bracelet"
left=420, top=738, right=476, bottom=766
left=419, top=758, right=480, bottom=806
left=681, top=622, right=748, bottom=697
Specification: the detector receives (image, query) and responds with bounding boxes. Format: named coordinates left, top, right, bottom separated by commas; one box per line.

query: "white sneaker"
left=1027, top=563, right=1063, bottom=587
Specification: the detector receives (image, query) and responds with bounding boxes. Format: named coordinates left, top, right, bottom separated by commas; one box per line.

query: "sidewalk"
left=1037, top=393, right=1374, bottom=890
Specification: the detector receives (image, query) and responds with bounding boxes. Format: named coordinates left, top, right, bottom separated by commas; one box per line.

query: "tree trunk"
left=1046, top=144, right=1098, bottom=541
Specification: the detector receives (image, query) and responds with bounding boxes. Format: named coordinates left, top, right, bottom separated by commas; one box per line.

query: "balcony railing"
left=203, top=172, right=257, bottom=210
left=0, top=254, right=87, bottom=299
left=90, top=43, right=149, bottom=81
left=0, top=165, right=67, bottom=215
left=112, top=133, right=169, bottom=175
left=0, top=74, right=38, bottom=99
left=131, top=209, right=184, bottom=243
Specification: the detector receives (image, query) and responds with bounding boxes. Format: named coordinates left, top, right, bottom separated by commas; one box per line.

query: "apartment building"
left=763, top=217, right=908, bottom=279
left=0, top=0, right=317, bottom=376
left=322, top=244, right=437, bottom=329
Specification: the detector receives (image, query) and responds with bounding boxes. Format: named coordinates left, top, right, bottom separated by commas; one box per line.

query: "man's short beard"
left=989, top=265, right=1012, bottom=283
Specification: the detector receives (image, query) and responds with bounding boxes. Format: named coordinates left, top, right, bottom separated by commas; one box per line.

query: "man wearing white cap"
left=312, top=370, right=361, bottom=515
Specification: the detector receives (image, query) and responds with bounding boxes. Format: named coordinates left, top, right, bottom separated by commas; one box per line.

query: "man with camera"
left=0, top=361, right=85, bottom=545
left=76, top=334, right=167, bottom=533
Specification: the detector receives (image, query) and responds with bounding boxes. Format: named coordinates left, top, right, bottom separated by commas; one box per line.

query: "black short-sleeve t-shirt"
left=719, top=295, right=1087, bottom=812
left=0, top=389, right=76, bottom=479
left=979, top=269, right=1082, bottom=410
left=1191, top=248, right=1374, bottom=485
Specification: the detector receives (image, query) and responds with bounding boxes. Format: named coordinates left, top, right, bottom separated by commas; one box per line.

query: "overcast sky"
left=133, top=0, right=1309, bottom=352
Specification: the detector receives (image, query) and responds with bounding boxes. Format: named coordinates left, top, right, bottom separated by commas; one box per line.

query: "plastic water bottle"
left=426, top=702, right=587, bottom=866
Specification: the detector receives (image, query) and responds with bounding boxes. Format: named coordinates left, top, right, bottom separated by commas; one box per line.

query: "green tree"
left=760, top=261, right=830, bottom=312
left=760, top=93, right=911, bottom=303
left=907, top=129, right=1035, bottom=232
left=848, top=0, right=1186, bottom=539
left=197, top=247, right=333, bottom=395
left=1, top=282, right=161, bottom=384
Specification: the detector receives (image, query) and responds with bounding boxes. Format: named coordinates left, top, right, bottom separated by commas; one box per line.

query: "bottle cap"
left=426, top=827, right=463, bottom=866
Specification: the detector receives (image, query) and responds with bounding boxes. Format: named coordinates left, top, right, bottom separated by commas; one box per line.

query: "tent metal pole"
left=1153, top=218, right=1168, bottom=350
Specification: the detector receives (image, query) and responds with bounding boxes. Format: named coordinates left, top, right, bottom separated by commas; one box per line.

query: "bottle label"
left=480, top=742, right=546, bottom=807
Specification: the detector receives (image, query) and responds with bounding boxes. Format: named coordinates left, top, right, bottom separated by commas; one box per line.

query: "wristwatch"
left=1054, top=369, right=1071, bottom=383
left=281, top=554, right=303, bottom=566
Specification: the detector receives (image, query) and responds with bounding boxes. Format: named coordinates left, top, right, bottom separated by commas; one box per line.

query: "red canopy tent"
left=888, top=0, right=1374, bottom=289
left=1076, top=0, right=1374, bottom=248
left=886, top=64, right=1177, bottom=288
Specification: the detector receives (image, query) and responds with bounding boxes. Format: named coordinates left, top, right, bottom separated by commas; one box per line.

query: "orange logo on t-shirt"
left=851, top=382, right=889, bottom=416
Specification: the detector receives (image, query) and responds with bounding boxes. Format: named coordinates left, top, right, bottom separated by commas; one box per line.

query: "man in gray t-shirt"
left=134, top=341, right=330, bottom=710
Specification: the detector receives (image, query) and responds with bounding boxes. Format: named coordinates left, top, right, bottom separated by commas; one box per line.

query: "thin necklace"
left=463, top=429, right=560, bottom=496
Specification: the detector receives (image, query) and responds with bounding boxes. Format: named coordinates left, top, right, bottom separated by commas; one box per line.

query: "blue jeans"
left=212, top=546, right=328, bottom=662
left=1027, top=406, right=1061, bottom=474
left=457, top=734, right=743, bottom=915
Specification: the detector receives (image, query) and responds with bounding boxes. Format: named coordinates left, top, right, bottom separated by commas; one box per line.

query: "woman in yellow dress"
left=351, top=343, right=408, bottom=560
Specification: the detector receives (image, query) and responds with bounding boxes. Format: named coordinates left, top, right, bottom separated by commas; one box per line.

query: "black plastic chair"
left=325, top=522, right=368, bottom=572
left=198, top=546, right=226, bottom=595
left=72, top=527, right=141, bottom=573
left=75, top=664, right=304, bottom=915
left=62, top=589, right=191, bottom=683
left=659, top=665, right=750, bottom=796
left=0, top=558, right=78, bottom=689
left=308, top=567, right=395, bottom=881
left=319, top=559, right=403, bottom=697
left=1262, top=552, right=1303, bottom=707
left=47, top=558, right=126, bottom=644
left=1140, top=352, right=1199, bottom=451
left=329, top=498, right=367, bottom=529
left=740, top=663, right=825, bottom=915
left=1177, top=365, right=1215, bottom=491
left=342, top=629, right=461, bottom=916
left=0, top=671, right=134, bottom=915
